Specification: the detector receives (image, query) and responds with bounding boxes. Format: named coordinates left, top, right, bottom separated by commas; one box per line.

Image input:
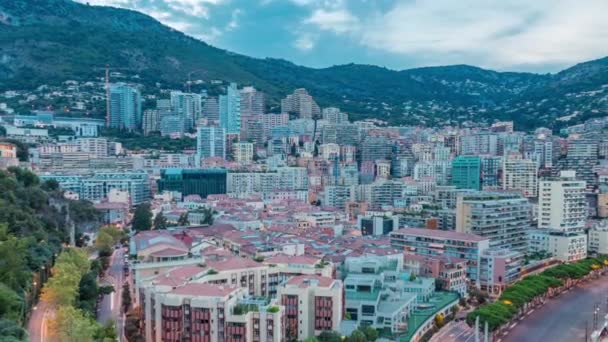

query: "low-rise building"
left=342, top=255, right=434, bottom=334
left=478, top=249, right=523, bottom=295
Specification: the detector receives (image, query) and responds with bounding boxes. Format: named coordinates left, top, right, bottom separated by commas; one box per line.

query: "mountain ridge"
left=1, top=0, right=608, bottom=128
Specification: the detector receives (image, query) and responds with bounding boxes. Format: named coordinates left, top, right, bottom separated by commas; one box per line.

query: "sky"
left=78, top=0, right=608, bottom=73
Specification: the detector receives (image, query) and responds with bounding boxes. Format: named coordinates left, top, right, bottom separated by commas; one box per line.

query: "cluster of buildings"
left=129, top=224, right=455, bottom=341
left=4, top=80, right=608, bottom=340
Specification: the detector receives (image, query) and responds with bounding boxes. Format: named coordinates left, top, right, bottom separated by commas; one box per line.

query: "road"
left=98, top=248, right=126, bottom=341
left=27, top=300, right=51, bottom=342
left=504, top=275, right=608, bottom=342
left=431, top=321, right=476, bottom=342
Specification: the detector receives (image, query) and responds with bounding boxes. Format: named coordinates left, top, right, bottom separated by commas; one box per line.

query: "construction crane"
left=186, top=69, right=208, bottom=93
left=93, top=65, right=131, bottom=127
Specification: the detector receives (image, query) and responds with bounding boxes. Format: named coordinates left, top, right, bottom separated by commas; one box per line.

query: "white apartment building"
left=538, top=171, right=586, bottom=232
left=502, top=158, right=538, bottom=197
left=77, top=137, right=109, bottom=158
left=588, top=221, right=608, bottom=255
left=324, top=185, right=356, bottom=210
left=233, top=142, right=254, bottom=164
left=227, top=168, right=308, bottom=197
left=319, top=143, right=340, bottom=160
left=528, top=229, right=587, bottom=262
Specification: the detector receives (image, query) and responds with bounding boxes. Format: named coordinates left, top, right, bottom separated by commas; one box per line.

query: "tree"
left=7, top=167, right=39, bottom=187
left=125, top=308, right=144, bottom=342
left=348, top=330, right=367, bottom=342
left=95, top=231, right=114, bottom=254
left=435, top=313, right=445, bottom=328
left=0, top=319, right=27, bottom=341
left=0, top=226, right=30, bottom=291
left=0, top=284, right=23, bottom=322
left=41, top=248, right=90, bottom=306
left=95, top=320, right=118, bottom=342
left=132, top=203, right=152, bottom=231
left=99, top=225, right=127, bottom=244
left=153, top=211, right=167, bottom=230
left=199, top=207, right=215, bottom=225
left=361, top=326, right=378, bottom=341
left=318, top=330, right=343, bottom=342
left=48, top=306, right=98, bottom=342
left=177, top=213, right=190, bottom=226
left=122, top=282, right=132, bottom=314
left=77, top=271, right=99, bottom=316
left=41, top=179, right=60, bottom=192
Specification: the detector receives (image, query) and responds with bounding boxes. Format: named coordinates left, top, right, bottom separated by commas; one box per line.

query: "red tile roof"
left=151, top=266, right=207, bottom=287
left=286, top=275, right=335, bottom=288
left=206, top=256, right=263, bottom=272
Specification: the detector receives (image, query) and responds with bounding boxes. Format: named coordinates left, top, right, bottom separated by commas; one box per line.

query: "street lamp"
left=594, top=303, right=601, bottom=331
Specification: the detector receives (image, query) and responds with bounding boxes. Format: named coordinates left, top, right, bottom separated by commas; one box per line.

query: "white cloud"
left=348, top=0, right=608, bottom=70
left=77, top=0, right=135, bottom=6
left=196, top=27, right=223, bottom=43
left=305, top=8, right=358, bottom=33
left=164, top=0, right=225, bottom=18
left=226, top=9, right=242, bottom=31
left=294, top=33, right=316, bottom=51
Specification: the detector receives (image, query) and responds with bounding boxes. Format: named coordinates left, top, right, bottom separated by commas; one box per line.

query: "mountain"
left=1, top=0, right=608, bottom=129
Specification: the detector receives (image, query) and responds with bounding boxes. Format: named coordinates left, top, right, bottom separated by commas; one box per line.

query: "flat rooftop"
left=391, top=227, right=488, bottom=242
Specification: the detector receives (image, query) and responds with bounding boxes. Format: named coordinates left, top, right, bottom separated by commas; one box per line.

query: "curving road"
left=503, top=275, right=608, bottom=342
left=27, top=300, right=51, bottom=342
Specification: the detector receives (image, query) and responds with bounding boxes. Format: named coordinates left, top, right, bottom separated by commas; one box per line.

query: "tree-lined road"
left=98, top=248, right=126, bottom=341
left=504, top=276, right=608, bottom=342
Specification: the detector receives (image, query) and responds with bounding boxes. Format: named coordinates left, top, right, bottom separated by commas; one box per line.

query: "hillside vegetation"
left=1, top=0, right=608, bottom=129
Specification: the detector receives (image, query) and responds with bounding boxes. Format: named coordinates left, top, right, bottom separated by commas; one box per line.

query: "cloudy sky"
left=79, top=0, right=608, bottom=73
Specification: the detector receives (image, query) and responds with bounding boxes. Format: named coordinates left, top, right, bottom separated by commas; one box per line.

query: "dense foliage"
left=132, top=203, right=152, bottom=231
left=467, top=257, right=608, bottom=331
left=43, top=248, right=117, bottom=342
left=0, top=168, right=99, bottom=340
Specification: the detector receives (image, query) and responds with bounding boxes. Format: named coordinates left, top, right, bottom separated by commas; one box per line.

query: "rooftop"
left=391, top=227, right=488, bottom=242
left=170, top=283, right=239, bottom=297
left=206, top=256, right=264, bottom=272
left=286, top=275, right=335, bottom=288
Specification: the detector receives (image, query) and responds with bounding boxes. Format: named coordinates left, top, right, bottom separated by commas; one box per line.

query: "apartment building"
left=502, top=158, right=538, bottom=197
left=390, top=227, right=490, bottom=286
left=538, top=170, right=587, bottom=232
left=277, top=275, right=343, bottom=341
left=456, top=192, right=529, bottom=253
left=145, top=282, right=284, bottom=342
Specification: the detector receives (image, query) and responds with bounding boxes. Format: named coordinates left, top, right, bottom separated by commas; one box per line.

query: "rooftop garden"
left=233, top=303, right=259, bottom=315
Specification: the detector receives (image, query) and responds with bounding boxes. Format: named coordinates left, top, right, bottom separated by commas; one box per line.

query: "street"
left=431, top=321, right=476, bottom=342
left=504, top=275, right=608, bottom=342
left=27, top=300, right=51, bottom=342
left=98, top=248, right=126, bottom=341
